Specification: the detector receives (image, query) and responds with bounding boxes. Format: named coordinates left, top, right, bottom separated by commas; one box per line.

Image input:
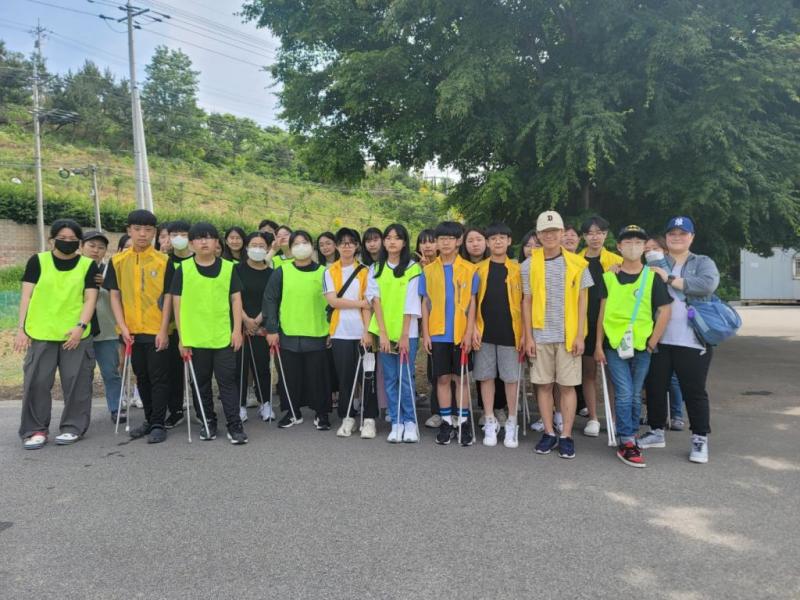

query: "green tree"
left=0, top=40, right=32, bottom=106
left=142, top=46, right=205, bottom=158
left=242, top=0, right=800, bottom=269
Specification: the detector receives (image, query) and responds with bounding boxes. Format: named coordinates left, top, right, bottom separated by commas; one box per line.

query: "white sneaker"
left=132, top=388, right=143, bottom=409
left=239, top=406, right=248, bottom=423
left=494, top=409, right=507, bottom=426
left=578, top=407, right=589, bottom=418
left=583, top=419, right=601, bottom=437
left=259, top=402, right=274, bottom=422
left=689, top=434, right=709, bottom=464
left=425, top=414, right=442, bottom=428
left=360, top=418, right=377, bottom=439
left=387, top=423, right=403, bottom=443
left=531, top=418, right=545, bottom=432
left=554, top=411, right=563, bottom=434
left=483, top=418, right=499, bottom=447
left=23, top=432, right=47, bottom=450
left=245, top=390, right=259, bottom=408
left=504, top=421, right=519, bottom=448
left=55, top=432, right=79, bottom=445
left=337, top=417, right=356, bottom=437
left=384, top=413, right=392, bottom=423
left=402, top=422, right=419, bottom=443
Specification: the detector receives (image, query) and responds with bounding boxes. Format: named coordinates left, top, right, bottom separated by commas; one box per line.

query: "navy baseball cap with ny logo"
left=664, top=216, right=695, bottom=234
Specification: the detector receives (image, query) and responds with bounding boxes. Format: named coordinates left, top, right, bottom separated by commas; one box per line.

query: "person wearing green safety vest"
left=594, top=225, right=672, bottom=468
left=263, top=230, right=331, bottom=430
left=171, top=222, right=247, bottom=445
left=270, top=224, right=294, bottom=269
left=366, top=223, right=422, bottom=443
left=15, top=219, right=100, bottom=450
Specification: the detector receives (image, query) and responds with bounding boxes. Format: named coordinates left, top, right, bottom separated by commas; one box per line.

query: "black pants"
left=236, top=335, right=271, bottom=407
left=330, top=340, right=378, bottom=419
left=645, top=344, right=713, bottom=435
left=131, top=340, right=171, bottom=427
left=190, top=346, right=241, bottom=429
left=279, top=348, right=330, bottom=415
left=166, top=331, right=185, bottom=416
left=427, top=354, right=439, bottom=416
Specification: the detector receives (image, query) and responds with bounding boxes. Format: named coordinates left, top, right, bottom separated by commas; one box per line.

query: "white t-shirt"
left=366, top=261, right=421, bottom=338
left=660, top=262, right=704, bottom=350
left=323, top=263, right=365, bottom=340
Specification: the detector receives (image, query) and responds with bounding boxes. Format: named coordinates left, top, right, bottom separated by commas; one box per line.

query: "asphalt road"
left=1, top=306, right=799, bottom=599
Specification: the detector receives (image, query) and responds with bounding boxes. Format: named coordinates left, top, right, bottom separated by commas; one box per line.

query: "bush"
left=0, top=265, right=24, bottom=291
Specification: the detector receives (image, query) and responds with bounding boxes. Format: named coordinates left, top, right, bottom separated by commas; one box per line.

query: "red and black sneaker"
left=617, top=441, right=646, bottom=468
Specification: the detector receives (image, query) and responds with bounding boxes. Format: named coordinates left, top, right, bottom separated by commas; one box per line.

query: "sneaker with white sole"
left=239, top=406, right=248, bottom=423
left=578, top=407, right=589, bottom=418
left=504, top=421, right=519, bottom=448
left=425, top=414, right=442, bottom=428
left=360, top=418, right=377, bottom=439
left=337, top=417, right=356, bottom=437
left=23, top=432, right=48, bottom=450
left=132, top=388, right=143, bottom=408
left=531, top=418, right=545, bottom=432
left=483, top=418, right=499, bottom=447
left=689, top=434, right=708, bottom=464
left=402, top=422, right=419, bottom=443
left=554, top=412, right=563, bottom=434
left=259, top=402, right=274, bottom=422
left=494, top=409, right=507, bottom=426
left=638, top=428, right=666, bottom=449
left=387, top=423, right=403, bottom=443
left=245, top=390, right=259, bottom=408
left=583, top=419, right=600, bottom=437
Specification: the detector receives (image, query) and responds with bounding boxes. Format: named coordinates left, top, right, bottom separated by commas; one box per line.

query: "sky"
left=1, top=0, right=282, bottom=125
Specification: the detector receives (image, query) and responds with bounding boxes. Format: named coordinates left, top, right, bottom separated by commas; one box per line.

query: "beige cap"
left=536, top=210, right=564, bottom=232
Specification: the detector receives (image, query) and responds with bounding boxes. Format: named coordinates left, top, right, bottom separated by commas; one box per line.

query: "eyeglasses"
left=338, top=241, right=357, bottom=247
left=584, top=230, right=606, bottom=237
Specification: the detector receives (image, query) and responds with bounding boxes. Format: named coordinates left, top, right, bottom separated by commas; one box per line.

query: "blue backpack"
left=686, top=295, right=742, bottom=346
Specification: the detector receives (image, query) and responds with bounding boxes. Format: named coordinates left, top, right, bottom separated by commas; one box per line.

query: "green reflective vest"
left=279, top=262, right=328, bottom=337
left=602, top=268, right=655, bottom=351
left=368, top=262, right=422, bottom=342
left=180, top=259, right=233, bottom=349
left=25, top=252, right=92, bottom=342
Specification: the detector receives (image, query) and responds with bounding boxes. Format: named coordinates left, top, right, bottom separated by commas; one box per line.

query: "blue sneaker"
left=534, top=433, right=559, bottom=455
left=558, top=436, right=576, bottom=459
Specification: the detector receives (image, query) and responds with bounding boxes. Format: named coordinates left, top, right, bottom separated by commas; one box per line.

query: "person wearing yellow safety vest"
left=594, top=225, right=672, bottom=468
left=171, top=222, right=247, bottom=444
left=263, top=230, right=331, bottom=430
left=578, top=216, right=624, bottom=438
left=105, top=210, right=174, bottom=444
left=420, top=221, right=480, bottom=447
left=323, top=228, right=376, bottom=439
left=471, top=223, right=523, bottom=449
left=15, top=219, right=100, bottom=449
left=522, top=210, right=594, bottom=460
left=366, top=223, right=423, bottom=443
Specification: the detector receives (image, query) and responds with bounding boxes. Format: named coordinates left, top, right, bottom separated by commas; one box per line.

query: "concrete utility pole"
left=90, top=165, right=102, bottom=231
left=120, top=1, right=153, bottom=212
left=31, top=22, right=46, bottom=252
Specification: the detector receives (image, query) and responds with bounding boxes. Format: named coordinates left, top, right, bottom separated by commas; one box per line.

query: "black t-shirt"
left=22, top=253, right=100, bottom=289
left=585, top=256, right=604, bottom=326
left=597, top=267, right=673, bottom=347
left=480, top=261, right=516, bottom=347
left=169, top=257, right=243, bottom=297
left=235, top=260, right=273, bottom=317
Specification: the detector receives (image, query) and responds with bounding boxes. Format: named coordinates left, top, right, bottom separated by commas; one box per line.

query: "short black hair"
left=362, top=227, right=382, bottom=241
left=117, top=234, right=131, bottom=252
left=245, top=231, right=273, bottom=246
left=258, top=219, right=279, bottom=231
left=564, top=224, right=579, bottom=235
left=49, top=218, right=82, bottom=240
left=485, top=223, right=512, bottom=238
left=188, top=222, right=219, bottom=241
left=277, top=225, right=293, bottom=235
left=335, top=227, right=361, bottom=246
left=167, top=220, right=191, bottom=234
left=434, top=221, right=464, bottom=239
left=127, top=209, right=157, bottom=227
left=580, top=215, right=610, bottom=234
left=289, top=230, right=313, bottom=246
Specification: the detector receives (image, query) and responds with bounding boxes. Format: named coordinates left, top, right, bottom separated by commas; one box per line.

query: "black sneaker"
left=227, top=423, right=248, bottom=445
left=278, top=411, right=303, bottom=428
left=147, top=426, right=167, bottom=444
left=199, top=421, right=218, bottom=441
left=558, top=436, right=576, bottom=459
left=435, top=420, right=453, bottom=445
left=129, top=422, right=152, bottom=439
left=164, top=411, right=185, bottom=429
left=314, top=413, right=331, bottom=431
left=534, top=432, right=559, bottom=455
left=111, top=410, right=127, bottom=424
left=459, top=418, right=474, bottom=447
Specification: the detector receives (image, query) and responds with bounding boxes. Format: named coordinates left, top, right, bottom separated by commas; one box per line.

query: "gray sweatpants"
left=19, top=338, right=96, bottom=439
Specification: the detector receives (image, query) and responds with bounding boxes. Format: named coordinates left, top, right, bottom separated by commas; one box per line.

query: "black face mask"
left=54, top=239, right=80, bottom=255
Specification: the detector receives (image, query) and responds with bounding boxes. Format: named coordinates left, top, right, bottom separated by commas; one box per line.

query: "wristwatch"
left=77, top=322, right=88, bottom=330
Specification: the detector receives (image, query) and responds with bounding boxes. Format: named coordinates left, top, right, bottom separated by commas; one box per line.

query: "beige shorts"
left=529, top=343, right=581, bottom=386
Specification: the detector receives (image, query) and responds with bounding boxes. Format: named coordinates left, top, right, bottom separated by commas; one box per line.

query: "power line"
left=138, top=27, right=267, bottom=68
left=25, top=0, right=100, bottom=17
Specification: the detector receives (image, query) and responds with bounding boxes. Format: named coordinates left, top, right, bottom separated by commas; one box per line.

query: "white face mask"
left=645, top=250, right=664, bottom=264
left=291, top=242, right=313, bottom=260
left=621, top=246, right=643, bottom=262
left=170, top=235, right=189, bottom=250
left=247, top=247, right=268, bottom=262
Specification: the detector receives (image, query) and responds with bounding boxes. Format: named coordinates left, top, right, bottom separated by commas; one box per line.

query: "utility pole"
left=90, top=165, right=102, bottom=231
left=120, top=1, right=153, bottom=212
left=31, top=22, right=46, bottom=252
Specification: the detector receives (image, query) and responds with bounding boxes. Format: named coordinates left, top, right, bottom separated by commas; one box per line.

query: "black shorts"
left=431, top=342, right=471, bottom=379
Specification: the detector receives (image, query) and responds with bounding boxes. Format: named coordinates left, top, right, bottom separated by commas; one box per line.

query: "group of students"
left=14, top=207, right=720, bottom=467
